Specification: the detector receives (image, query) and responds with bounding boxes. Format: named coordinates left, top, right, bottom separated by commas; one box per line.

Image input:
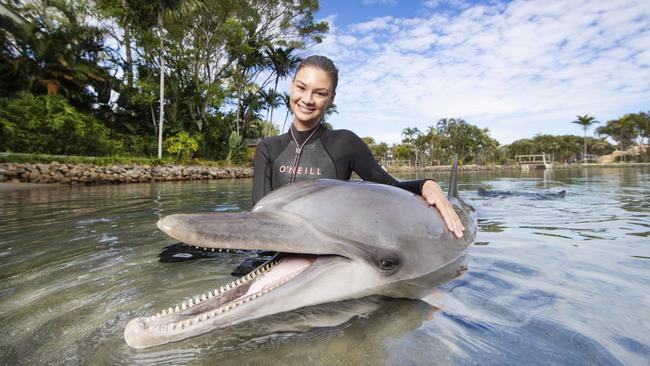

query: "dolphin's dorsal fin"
left=448, top=154, right=458, bottom=199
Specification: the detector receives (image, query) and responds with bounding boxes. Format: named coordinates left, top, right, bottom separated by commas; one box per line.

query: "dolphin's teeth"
left=195, top=296, right=200, bottom=303
left=161, top=309, right=167, bottom=315
left=219, top=286, right=225, bottom=293
left=167, top=307, right=173, bottom=314
left=175, top=305, right=180, bottom=312
left=251, top=294, right=257, bottom=299
left=171, top=324, right=176, bottom=330
left=218, top=249, right=222, bottom=253
left=216, top=309, right=222, bottom=315
left=211, top=248, right=214, bottom=252
left=225, top=283, right=231, bottom=290
left=234, top=278, right=241, bottom=285
left=181, top=302, right=187, bottom=310
left=236, top=300, right=243, bottom=306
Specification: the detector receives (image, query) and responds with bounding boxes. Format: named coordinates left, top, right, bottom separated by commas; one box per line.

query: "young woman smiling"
left=252, top=55, right=464, bottom=238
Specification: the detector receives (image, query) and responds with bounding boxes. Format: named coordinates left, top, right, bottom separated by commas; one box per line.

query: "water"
left=0, top=168, right=649, bottom=365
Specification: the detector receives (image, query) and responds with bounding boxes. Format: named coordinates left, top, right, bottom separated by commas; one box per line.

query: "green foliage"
left=0, top=0, right=327, bottom=161
left=165, top=131, right=199, bottom=161
left=506, top=134, right=615, bottom=162
left=0, top=92, right=118, bottom=155
left=225, top=131, right=246, bottom=164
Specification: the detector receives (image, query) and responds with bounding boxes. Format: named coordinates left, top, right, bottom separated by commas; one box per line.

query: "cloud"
left=305, top=0, right=650, bottom=144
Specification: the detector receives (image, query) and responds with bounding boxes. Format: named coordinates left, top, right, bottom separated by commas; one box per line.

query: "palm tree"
left=265, top=47, right=302, bottom=130
left=401, top=127, right=421, bottom=167
left=259, top=88, right=282, bottom=137
left=281, top=92, right=292, bottom=133
left=572, top=114, right=600, bottom=163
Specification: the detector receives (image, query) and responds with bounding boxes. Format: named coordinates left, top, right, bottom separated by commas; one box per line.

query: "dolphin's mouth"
left=124, top=248, right=345, bottom=348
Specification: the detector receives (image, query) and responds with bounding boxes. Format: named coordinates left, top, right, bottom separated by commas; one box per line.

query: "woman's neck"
left=293, top=119, right=321, bottom=131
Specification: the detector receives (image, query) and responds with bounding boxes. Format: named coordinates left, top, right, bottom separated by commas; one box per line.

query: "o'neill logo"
left=279, top=165, right=322, bottom=176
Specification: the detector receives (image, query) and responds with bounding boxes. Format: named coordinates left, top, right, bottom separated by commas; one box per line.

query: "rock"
left=36, top=164, right=50, bottom=174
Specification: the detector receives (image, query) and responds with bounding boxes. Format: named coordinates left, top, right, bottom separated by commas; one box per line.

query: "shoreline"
left=1, top=162, right=648, bottom=187
left=0, top=162, right=253, bottom=186
left=386, top=162, right=650, bottom=173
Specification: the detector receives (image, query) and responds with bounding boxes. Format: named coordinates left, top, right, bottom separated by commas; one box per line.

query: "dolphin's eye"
left=379, top=257, right=400, bottom=271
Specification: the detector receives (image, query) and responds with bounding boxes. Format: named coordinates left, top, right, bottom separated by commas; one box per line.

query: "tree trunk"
left=267, top=77, right=280, bottom=138
left=234, top=65, right=241, bottom=135
left=122, top=0, right=133, bottom=89
left=157, top=9, right=165, bottom=159
left=583, top=129, right=587, bottom=164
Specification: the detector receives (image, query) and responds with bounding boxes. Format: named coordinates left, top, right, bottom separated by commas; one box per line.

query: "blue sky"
left=279, top=0, right=650, bottom=145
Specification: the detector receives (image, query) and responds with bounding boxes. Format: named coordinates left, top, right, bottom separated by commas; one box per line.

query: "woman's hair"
left=294, top=55, right=339, bottom=93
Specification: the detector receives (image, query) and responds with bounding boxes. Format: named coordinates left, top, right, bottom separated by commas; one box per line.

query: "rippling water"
left=0, top=168, right=649, bottom=365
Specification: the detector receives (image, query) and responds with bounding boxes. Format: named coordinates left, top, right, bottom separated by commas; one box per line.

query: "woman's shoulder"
left=259, top=132, right=290, bottom=147
left=325, top=128, right=363, bottom=141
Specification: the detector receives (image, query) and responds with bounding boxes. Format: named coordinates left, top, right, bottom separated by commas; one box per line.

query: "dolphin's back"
left=255, top=179, right=475, bottom=255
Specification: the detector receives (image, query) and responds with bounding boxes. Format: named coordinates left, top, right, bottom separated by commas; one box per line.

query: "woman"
left=253, top=55, right=464, bottom=238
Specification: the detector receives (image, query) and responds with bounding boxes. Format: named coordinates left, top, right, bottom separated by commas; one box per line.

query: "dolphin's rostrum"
left=124, top=169, right=476, bottom=348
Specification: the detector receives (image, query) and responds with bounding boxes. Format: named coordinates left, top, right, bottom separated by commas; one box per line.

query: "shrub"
left=165, top=131, right=199, bottom=161
left=0, top=92, right=118, bottom=155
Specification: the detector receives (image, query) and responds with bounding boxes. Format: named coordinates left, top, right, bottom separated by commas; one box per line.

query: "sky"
left=278, top=0, right=650, bottom=145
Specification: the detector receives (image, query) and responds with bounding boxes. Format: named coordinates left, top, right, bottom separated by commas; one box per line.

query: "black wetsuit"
left=252, top=124, right=429, bottom=204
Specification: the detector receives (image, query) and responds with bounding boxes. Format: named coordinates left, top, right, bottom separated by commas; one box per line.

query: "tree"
left=596, top=118, right=637, bottom=161
left=401, top=127, right=420, bottom=166
left=572, top=114, right=599, bottom=163
left=0, top=1, right=113, bottom=104
left=265, top=46, right=301, bottom=133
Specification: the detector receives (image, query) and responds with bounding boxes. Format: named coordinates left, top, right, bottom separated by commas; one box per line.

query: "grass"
left=0, top=152, right=249, bottom=167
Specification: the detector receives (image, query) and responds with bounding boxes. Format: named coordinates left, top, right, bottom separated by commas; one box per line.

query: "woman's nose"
left=302, top=91, right=314, bottom=104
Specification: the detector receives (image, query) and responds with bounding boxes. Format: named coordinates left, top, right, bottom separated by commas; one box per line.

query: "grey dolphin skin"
left=124, top=166, right=477, bottom=348
left=478, top=187, right=567, bottom=200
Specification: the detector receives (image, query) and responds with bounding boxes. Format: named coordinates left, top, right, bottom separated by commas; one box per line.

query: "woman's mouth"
left=297, top=104, right=316, bottom=114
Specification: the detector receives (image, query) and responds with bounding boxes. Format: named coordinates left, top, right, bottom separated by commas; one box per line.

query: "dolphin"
left=124, top=161, right=477, bottom=348
left=478, top=187, right=566, bottom=200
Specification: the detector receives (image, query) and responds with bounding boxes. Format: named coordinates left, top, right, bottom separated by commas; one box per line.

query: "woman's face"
left=290, top=66, right=335, bottom=129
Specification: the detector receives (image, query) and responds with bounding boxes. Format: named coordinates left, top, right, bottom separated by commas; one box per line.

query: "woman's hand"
left=422, top=180, right=465, bottom=239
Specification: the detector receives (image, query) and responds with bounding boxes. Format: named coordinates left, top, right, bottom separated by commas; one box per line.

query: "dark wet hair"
left=294, top=55, right=339, bottom=93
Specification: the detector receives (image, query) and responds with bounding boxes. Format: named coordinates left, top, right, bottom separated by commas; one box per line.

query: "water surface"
left=0, top=168, right=649, bottom=365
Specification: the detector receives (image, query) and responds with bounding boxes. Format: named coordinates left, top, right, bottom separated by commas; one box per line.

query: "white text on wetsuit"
left=278, top=165, right=322, bottom=176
